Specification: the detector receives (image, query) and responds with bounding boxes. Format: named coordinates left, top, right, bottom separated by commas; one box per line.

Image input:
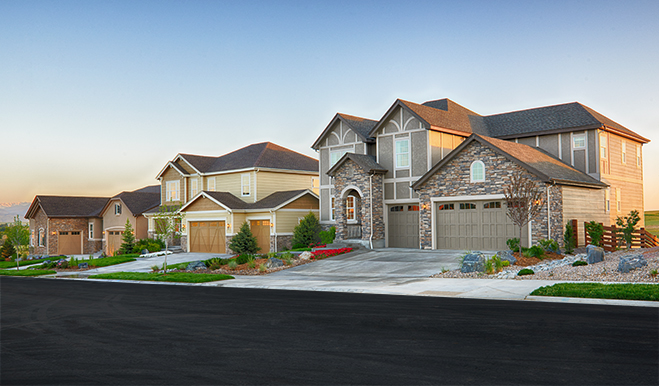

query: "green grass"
left=645, top=210, right=659, bottom=237
left=0, top=257, right=54, bottom=269
left=166, top=262, right=191, bottom=270
left=89, top=272, right=234, bottom=283
left=37, top=256, right=136, bottom=269
left=531, top=283, right=659, bottom=301
left=0, top=269, right=57, bottom=276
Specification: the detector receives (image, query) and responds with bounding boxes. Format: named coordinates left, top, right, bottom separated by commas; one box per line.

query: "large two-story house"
left=148, top=142, right=319, bottom=253
left=313, top=98, right=649, bottom=250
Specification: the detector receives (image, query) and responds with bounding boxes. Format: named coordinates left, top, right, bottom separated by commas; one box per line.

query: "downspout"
left=547, top=184, right=551, bottom=240
left=270, top=209, right=276, bottom=252
left=369, top=173, right=373, bottom=249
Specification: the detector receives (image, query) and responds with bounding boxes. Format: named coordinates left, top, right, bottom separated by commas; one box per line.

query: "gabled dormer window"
left=470, top=161, right=485, bottom=183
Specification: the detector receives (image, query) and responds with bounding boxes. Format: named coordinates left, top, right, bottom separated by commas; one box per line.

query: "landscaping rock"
left=186, top=261, right=207, bottom=271
left=43, top=260, right=51, bottom=265
left=461, top=252, right=486, bottom=273
left=141, top=249, right=149, bottom=255
left=267, top=257, right=283, bottom=268
left=617, top=254, right=647, bottom=273
left=586, top=245, right=604, bottom=264
left=497, top=250, right=516, bottom=264
left=78, top=262, right=88, bottom=269
left=299, top=251, right=313, bottom=260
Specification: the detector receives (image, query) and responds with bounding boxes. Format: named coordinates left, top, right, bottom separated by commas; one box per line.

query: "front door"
left=250, top=220, right=270, bottom=253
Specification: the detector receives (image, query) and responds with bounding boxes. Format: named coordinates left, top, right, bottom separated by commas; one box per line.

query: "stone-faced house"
left=313, top=98, right=649, bottom=249
left=149, top=142, right=319, bottom=253
left=25, top=196, right=109, bottom=255
left=99, top=185, right=161, bottom=255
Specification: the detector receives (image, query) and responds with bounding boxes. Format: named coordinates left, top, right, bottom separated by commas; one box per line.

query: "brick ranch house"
left=313, top=98, right=649, bottom=250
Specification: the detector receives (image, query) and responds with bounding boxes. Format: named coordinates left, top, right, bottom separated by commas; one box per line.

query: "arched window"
left=346, top=195, right=356, bottom=221
left=470, top=161, right=485, bottom=182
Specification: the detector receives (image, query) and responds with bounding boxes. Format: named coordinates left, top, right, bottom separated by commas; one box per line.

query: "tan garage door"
left=58, top=231, right=82, bottom=255
left=189, top=221, right=225, bottom=253
left=106, top=231, right=123, bottom=256
left=250, top=220, right=270, bottom=253
left=435, top=200, right=528, bottom=250
left=388, top=205, right=420, bottom=248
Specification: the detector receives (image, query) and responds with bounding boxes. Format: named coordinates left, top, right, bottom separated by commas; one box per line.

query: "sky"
left=1, top=0, right=658, bottom=209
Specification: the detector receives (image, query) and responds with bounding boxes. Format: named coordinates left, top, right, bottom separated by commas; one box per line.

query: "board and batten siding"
left=561, top=186, right=608, bottom=246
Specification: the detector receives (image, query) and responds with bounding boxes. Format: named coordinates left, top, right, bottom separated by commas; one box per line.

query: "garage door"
left=189, top=221, right=225, bottom=253
left=58, top=231, right=82, bottom=255
left=106, top=231, right=123, bottom=256
left=388, top=205, right=419, bottom=248
left=435, top=200, right=527, bottom=250
left=250, top=220, right=270, bottom=253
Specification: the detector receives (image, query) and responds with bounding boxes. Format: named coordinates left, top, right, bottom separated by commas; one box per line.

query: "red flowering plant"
left=310, top=247, right=352, bottom=260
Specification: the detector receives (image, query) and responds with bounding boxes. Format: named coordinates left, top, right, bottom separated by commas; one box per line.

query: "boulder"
left=78, top=262, right=89, bottom=269
left=299, top=251, right=313, bottom=260
left=43, top=260, right=51, bottom=265
left=186, top=261, right=207, bottom=271
left=267, top=257, right=284, bottom=268
left=586, top=245, right=604, bottom=264
left=461, top=252, right=486, bottom=273
left=617, top=254, right=647, bottom=273
left=141, top=249, right=149, bottom=255
left=497, top=250, right=516, bottom=265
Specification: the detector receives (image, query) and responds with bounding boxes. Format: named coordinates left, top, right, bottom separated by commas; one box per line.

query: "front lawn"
left=0, top=257, right=53, bottom=269
left=36, top=256, right=136, bottom=269
left=531, top=283, right=659, bottom=301
left=0, top=269, right=57, bottom=276
left=89, top=272, right=234, bottom=283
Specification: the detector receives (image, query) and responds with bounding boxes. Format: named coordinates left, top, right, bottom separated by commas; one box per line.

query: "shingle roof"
left=179, top=142, right=318, bottom=174
left=412, top=134, right=607, bottom=190
left=132, top=185, right=161, bottom=194
left=110, top=191, right=161, bottom=216
left=311, top=113, right=378, bottom=149
left=192, top=189, right=316, bottom=211
left=26, top=196, right=110, bottom=218
left=326, top=153, right=387, bottom=176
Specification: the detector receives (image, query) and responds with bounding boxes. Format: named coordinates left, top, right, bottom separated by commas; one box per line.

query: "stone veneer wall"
left=48, top=218, right=100, bottom=255
left=180, top=235, right=188, bottom=252
left=331, top=159, right=385, bottom=246
left=272, top=235, right=293, bottom=252
left=416, top=141, right=564, bottom=249
left=29, top=207, right=48, bottom=255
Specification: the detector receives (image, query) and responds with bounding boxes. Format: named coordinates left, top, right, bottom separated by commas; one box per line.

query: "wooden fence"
left=582, top=221, right=659, bottom=252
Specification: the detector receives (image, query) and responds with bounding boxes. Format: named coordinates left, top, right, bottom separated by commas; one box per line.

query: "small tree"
left=615, top=209, right=641, bottom=249
left=292, top=212, right=321, bottom=248
left=0, top=240, right=16, bottom=260
left=152, top=205, right=185, bottom=273
left=585, top=221, right=604, bottom=247
left=563, top=221, right=575, bottom=255
left=503, top=173, right=545, bottom=257
left=119, top=219, right=136, bottom=255
left=4, top=215, right=29, bottom=269
left=229, top=222, right=260, bottom=255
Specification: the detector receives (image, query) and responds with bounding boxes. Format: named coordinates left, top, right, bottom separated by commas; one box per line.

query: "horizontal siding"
left=562, top=186, right=608, bottom=246
left=161, top=167, right=185, bottom=205
left=256, top=172, right=315, bottom=201
left=216, top=172, right=248, bottom=202
left=275, top=210, right=319, bottom=233
left=184, top=197, right=223, bottom=212
left=282, top=194, right=318, bottom=210
left=605, top=133, right=643, bottom=181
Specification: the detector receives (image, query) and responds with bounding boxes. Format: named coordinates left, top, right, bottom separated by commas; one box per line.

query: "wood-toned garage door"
left=388, top=205, right=420, bottom=248
left=106, top=231, right=123, bottom=256
left=189, top=221, right=225, bottom=253
left=58, top=231, right=82, bottom=255
left=435, top=200, right=527, bottom=250
left=250, top=220, right=270, bottom=253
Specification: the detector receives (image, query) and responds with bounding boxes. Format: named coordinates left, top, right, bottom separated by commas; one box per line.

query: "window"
left=390, top=205, right=404, bottom=212
left=241, top=174, right=251, bottom=196
left=616, top=187, right=621, bottom=212
left=483, top=201, right=501, bottom=209
left=408, top=205, right=419, bottom=211
left=470, top=161, right=485, bottom=182
left=460, top=203, right=476, bottom=210
left=573, top=133, right=586, bottom=149
left=438, top=203, right=454, bottom=211
left=605, top=189, right=610, bottom=212
left=395, top=139, right=409, bottom=168
left=330, top=150, right=348, bottom=167
left=346, top=196, right=356, bottom=221
left=191, top=179, right=198, bottom=197
left=600, top=134, right=607, bottom=158
left=166, top=180, right=180, bottom=201
left=38, top=228, right=45, bottom=247
left=621, top=141, right=626, bottom=164
left=30, top=230, right=34, bottom=247
left=88, top=223, right=94, bottom=239
left=207, top=177, right=215, bottom=192
left=330, top=197, right=336, bottom=221
left=311, top=177, right=319, bottom=194
left=114, top=203, right=122, bottom=215
left=637, top=145, right=641, bottom=167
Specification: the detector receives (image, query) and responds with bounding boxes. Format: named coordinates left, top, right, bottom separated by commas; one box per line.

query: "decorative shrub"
left=615, top=210, right=641, bottom=249
left=523, top=245, right=545, bottom=259
left=229, top=222, right=260, bottom=255
left=506, top=238, right=520, bottom=252
left=228, top=260, right=238, bottom=270
left=585, top=221, right=604, bottom=247
left=538, top=238, right=559, bottom=253
left=310, top=247, right=351, bottom=260
left=134, top=238, right=166, bottom=253
left=292, top=212, right=321, bottom=249
left=235, top=254, right=253, bottom=265
left=119, top=219, right=136, bottom=255
left=518, top=268, right=534, bottom=276
left=563, top=222, right=575, bottom=254
left=0, top=241, right=16, bottom=260
left=319, top=226, right=336, bottom=245
left=572, top=260, right=588, bottom=267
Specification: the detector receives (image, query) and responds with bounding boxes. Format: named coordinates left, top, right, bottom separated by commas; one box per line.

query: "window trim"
left=605, top=189, right=610, bottom=212
left=572, top=133, right=586, bottom=149
left=191, top=178, right=198, bottom=197
left=346, top=195, right=356, bottom=221
left=330, top=196, right=336, bottom=221
left=207, top=177, right=215, bottom=192
left=330, top=149, right=348, bottom=167
left=241, top=173, right=251, bottom=196
left=616, top=187, right=621, bottom=212
left=395, top=138, right=410, bottom=169
left=88, top=223, right=94, bottom=239
left=470, top=160, right=485, bottom=183
left=165, top=180, right=180, bottom=201
left=621, top=141, right=626, bottom=164
left=38, top=228, right=45, bottom=247
left=114, top=203, right=122, bottom=215
left=600, top=134, right=607, bottom=159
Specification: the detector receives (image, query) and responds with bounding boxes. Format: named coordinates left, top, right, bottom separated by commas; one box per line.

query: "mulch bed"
left=512, top=251, right=565, bottom=267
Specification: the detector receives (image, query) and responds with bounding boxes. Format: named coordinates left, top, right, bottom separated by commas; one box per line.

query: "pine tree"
left=292, top=212, right=321, bottom=248
left=229, top=222, right=260, bottom=255
left=119, top=219, right=136, bottom=255
left=0, top=240, right=16, bottom=260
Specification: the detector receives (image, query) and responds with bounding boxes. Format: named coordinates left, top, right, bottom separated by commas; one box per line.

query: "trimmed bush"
left=319, top=226, right=336, bottom=245
left=229, top=222, right=260, bottom=255
left=292, top=212, right=321, bottom=249
left=523, top=245, right=545, bottom=259
left=506, top=238, right=520, bottom=252
left=572, top=260, right=588, bottom=267
left=518, top=268, right=535, bottom=276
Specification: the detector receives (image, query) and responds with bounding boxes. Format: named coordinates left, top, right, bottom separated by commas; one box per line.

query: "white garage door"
left=388, top=204, right=420, bottom=248
left=435, top=200, right=528, bottom=250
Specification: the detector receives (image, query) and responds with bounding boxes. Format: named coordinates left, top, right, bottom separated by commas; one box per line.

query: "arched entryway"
left=339, top=187, right=363, bottom=240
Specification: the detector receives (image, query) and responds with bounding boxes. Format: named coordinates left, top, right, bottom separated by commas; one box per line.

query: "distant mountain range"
left=0, top=202, right=30, bottom=223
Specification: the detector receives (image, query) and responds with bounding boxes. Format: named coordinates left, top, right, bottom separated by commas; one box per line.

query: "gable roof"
left=102, top=190, right=161, bottom=217
left=326, top=153, right=387, bottom=176
left=180, top=189, right=318, bottom=212
left=412, top=134, right=607, bottom=190
left=132, top=185, right=161, bottom=194
left=483, top=102, right=649, bottom=142
left=311, top=113, right=378, bottom=149
left=25, top=196, right=110, bottom=219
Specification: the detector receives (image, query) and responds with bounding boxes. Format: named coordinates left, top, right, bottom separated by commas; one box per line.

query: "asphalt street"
left=2, top=277, right=658, bottom=385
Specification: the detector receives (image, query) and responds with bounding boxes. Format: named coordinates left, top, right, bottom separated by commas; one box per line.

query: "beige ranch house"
left=147, top=142, right=319, bottom=253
